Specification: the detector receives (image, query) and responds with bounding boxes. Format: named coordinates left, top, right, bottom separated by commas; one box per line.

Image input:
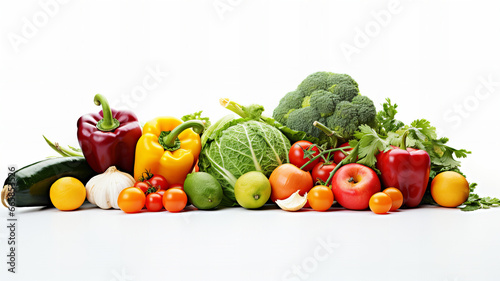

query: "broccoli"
left=273, top=71, right=377, bottom=142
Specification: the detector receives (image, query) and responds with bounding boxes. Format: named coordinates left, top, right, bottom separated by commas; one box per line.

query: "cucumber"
left=2, top=157, right=97, bottom=207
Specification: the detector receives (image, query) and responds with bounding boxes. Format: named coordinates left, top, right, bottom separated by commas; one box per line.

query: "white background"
left=1, top=0, right=500, bottom=280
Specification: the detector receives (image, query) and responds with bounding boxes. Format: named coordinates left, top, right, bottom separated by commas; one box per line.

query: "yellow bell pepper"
left=134, top=117, right=204, bottom=185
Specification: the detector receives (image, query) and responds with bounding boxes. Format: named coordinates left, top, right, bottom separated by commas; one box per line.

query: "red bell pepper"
left=376, top=132, right=430, bottom=207
left=77, top=94, right=142, bottom=174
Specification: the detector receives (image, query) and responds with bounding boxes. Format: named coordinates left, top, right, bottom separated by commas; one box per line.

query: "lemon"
left=431, top=171, right=469, bottom=207
left=50, top=177, right=86, bottom=211
left=235, top=171, right=271, bottom=209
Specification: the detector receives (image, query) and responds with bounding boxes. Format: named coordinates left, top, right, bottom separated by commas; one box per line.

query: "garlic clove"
left=275, top=190, right=308, bottom=211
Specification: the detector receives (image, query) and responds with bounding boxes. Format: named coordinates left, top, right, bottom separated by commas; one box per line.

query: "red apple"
left=331, top=163, right=381, bottom=210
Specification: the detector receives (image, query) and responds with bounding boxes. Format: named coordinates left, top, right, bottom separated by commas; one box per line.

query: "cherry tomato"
left=118, top=187, right=146, bottom=213
left=149, top=175, right=169, bottom=190
left=289, top=141, right=321, bottom=171
left=169, top=183, right=184, bottom=190
left=134, top=181, right=150, bottom=194
left=333, top=143, right=353, bottom=164
left=307, top=185, right=334, bottom=211
left=311, top=162, right=337, bottom=185
left=146, top=193, right=163, bottom=212
left=369, top=192, right=392, bottom=214
left=163, top=188, right=188, bottom=213
left=383, top=187, right=403, bottom=211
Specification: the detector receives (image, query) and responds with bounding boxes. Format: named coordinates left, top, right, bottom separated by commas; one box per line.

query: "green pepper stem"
left=400, top=130, right=410, bottom=150
left=94, top=94, right=120, bottom=131
left=161, top=120, right=205, bottom=149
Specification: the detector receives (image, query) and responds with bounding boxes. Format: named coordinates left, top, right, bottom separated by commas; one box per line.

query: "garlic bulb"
left=276, top=190, right=308, bottom=211
left=85, top=166, right=135, bottom=209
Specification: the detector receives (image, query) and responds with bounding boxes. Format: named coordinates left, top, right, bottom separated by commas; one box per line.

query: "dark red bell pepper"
left=77, top=94, right=142, bottom=174
left=376, top=132, right=430, bottom=207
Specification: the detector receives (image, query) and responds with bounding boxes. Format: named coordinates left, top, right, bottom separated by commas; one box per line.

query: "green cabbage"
left=199, top=119, right=291, bottom=207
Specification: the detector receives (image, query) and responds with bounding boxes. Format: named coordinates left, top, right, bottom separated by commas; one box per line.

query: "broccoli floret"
left=272, top=71, right=376, bottom=142
left=287, top=107, right=322, bottom=138
left=310, top=90, right=340, bottom=117
left=326, top=96, right=377, bottom=139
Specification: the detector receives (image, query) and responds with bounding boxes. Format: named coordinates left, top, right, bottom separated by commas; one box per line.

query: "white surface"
left=1, top=0, right=500, bottom=280
left=1, top=205, right=499, bottom=281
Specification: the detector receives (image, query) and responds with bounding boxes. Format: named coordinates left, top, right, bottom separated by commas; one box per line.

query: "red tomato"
left=118, top=187, right=146, bottom=213
left=145, top=193, right=163, bottom=212
left=163, top=188, right=188, bottom=213
left=134, top=181, right=150, bottom=194
left=311, top=162, right=337, bottom=185
left=289, top=141, right=321, bottom=171
left=333, top=143, right=353, bottom=164
left=149, top=175, right=169, bottom=190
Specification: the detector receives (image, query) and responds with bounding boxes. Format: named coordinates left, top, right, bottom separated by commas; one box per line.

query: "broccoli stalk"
left=313, top=121, right=344, bottom=148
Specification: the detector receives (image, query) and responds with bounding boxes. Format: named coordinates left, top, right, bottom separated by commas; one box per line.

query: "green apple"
left=234, top=171, right=271, bottom=209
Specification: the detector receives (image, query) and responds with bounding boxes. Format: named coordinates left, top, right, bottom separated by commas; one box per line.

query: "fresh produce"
left=148, top=174, right=169, bottom=190
left=163, top=188, right=188, bottom=212
left=376, top=132, right=431, bottom=207
left=170, top=184, right=184, bottom=190
left=134, top=171, right=169, bottom=194
left=289, top=140, right=320, bottom=171
left=181, top=111, right=211, bottom=129
left=369, top=192, right=392, bottom=214
left=117, top=187, right=146, bottom=213
left=85, top=166, right=135, bottom=209
left=77, top=94, right=142, bottom=174
left=460, top=191, right=500, bottom=211
left=331, top=163, right=381, bottom=210
left=234, top=171, right=271, bottom=209
left=199, top=103, right=290, bottom=206
left=2, top=157, right=97, bottom=207
left=134, top=181, right=150, bottom=194
left=311, top=161, right=337, bottom=186
left=275, top=190, right=308, bottom=211
left=383, top=187, right=403, bottom=211
left=134, top=118, right=204, bottom=185
left=49, top=177, right=86, bottom=211
left=183, top=172, right=223, bottom=210
left=307, top=186, right=334, bottom=211
left=431, top=171, right=469, bottom=208
left=269, top=164, right=313, bottom=202
left=333, top=142, right=352, bottom=164
left=43, top=135, right=84, bottom=157
left=208, top=98, right=320, bottom=149
left=272, top=72, right=377, bottom=145
left=145, top=193, right=163, bottom=212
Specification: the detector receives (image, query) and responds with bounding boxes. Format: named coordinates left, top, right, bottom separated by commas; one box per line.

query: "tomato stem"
left=299, top=147, right=351, bottom=170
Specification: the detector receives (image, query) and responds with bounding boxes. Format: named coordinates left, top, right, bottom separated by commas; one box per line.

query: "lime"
left=184, top=172, right=223, bottom=210
left=235, top=171, right=271, bottom=209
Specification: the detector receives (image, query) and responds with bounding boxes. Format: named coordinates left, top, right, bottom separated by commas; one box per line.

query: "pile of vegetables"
left=2, top=71, right=498, bottom=214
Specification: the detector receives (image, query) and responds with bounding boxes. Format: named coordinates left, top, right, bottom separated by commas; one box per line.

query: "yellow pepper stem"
left=159, top=120, right=205, bottom=151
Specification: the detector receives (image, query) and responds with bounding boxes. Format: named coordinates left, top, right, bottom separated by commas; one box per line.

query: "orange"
left=431, top=171, right=469, bottom=207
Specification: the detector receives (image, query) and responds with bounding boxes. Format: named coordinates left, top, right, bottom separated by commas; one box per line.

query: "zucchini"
left=2, top=157, right=97, bottom=207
